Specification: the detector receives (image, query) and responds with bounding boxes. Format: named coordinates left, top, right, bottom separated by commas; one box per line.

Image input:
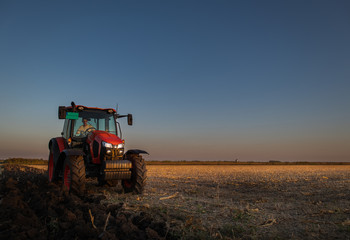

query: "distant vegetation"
left=2, top=158, right=47, bottom=165
left=146, top=160, right=350, bottom=165
left=0, top=158, right=348, bottom=165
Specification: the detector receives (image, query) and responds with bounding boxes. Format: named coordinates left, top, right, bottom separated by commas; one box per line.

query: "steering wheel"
left=84, top=127, right=96, bottom=134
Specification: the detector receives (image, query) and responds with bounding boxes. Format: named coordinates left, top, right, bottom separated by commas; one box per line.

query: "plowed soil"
left=1, top=164, right=350, bottom=239
left=0, top=165, right=167, bottom=240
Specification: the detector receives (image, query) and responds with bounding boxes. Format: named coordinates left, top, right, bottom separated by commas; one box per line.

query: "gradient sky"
left=0, top=0, right=349, bottom=161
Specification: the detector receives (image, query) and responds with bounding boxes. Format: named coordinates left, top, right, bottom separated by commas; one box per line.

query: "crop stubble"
left=140, top=165, right=350, bottom=239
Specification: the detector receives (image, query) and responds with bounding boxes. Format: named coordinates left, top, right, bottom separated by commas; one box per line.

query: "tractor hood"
left=90, top=130, right=123, bottom=145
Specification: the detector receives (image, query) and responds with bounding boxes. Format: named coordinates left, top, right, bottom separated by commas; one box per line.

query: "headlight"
left=117, top=143, right=124, bottom=149
left=102, top=141, right=113, bottom=148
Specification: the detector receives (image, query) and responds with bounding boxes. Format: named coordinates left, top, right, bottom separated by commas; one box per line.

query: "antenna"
left=116, top=103, right=119, bottom=113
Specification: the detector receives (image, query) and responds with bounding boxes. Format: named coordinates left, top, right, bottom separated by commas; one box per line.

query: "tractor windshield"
left=72, top=110, right=117, bottom=137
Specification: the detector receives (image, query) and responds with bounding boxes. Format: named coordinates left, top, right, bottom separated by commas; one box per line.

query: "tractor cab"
left=62, top=108, right=117, bottom=143
left=62, top=109, right=118, bottom=137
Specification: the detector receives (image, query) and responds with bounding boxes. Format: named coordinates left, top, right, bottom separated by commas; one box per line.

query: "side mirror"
left=58, top=106, right=66, bottom=119
left=127, top=114, right=133, bottom=126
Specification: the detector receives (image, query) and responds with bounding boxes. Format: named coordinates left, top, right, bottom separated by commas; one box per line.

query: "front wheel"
left=63, top=156, right=86, bottom=194
left=122, top=154, right=147, bottom=194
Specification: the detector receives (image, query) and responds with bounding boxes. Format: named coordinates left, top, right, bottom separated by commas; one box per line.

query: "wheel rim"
left=64, top=164, right=71, bottom=190
left=48, top=153, right=54, bottom=181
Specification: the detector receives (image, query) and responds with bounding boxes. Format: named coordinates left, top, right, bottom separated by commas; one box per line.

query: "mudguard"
left=49, top=137, right=68, bottom=169
left=61, top=148, right=85, bottom=157
left=55, top=149, right=85, bottom=175
left=125, top=149, right=149, bottom=155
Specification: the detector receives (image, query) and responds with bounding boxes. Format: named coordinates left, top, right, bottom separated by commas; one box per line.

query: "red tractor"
left=48, top=102, right=147, bottom=194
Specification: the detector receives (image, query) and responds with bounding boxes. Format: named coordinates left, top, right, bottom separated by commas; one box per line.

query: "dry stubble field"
left=1, top=164, right=350, bottom=239
left=140, top=165, right=350, bottom=239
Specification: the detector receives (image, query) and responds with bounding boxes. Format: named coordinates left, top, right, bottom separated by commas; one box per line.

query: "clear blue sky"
left=0, top=0, right=349, bottom=161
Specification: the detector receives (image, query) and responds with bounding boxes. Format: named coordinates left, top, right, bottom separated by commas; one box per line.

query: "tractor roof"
left=58, top=102, right=118, bottom=119
left=66, top=105, right=116, bottom=113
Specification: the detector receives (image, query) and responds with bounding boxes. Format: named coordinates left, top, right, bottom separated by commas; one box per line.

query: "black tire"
left=122, top=154, right=147, bottom=194
left=48, top=148, right=58, bottom=182
left=63, top=155, right=86, bottom=194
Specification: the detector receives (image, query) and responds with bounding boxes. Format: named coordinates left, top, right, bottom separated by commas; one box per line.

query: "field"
left=1, top=164, right=350, bottom=239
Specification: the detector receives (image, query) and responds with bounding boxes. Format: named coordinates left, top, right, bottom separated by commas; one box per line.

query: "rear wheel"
left=63, top=156, right=86, bottom=194
left=122, top=154, right=147, bottom=194
left=48, top=148, right=57, bottom=182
